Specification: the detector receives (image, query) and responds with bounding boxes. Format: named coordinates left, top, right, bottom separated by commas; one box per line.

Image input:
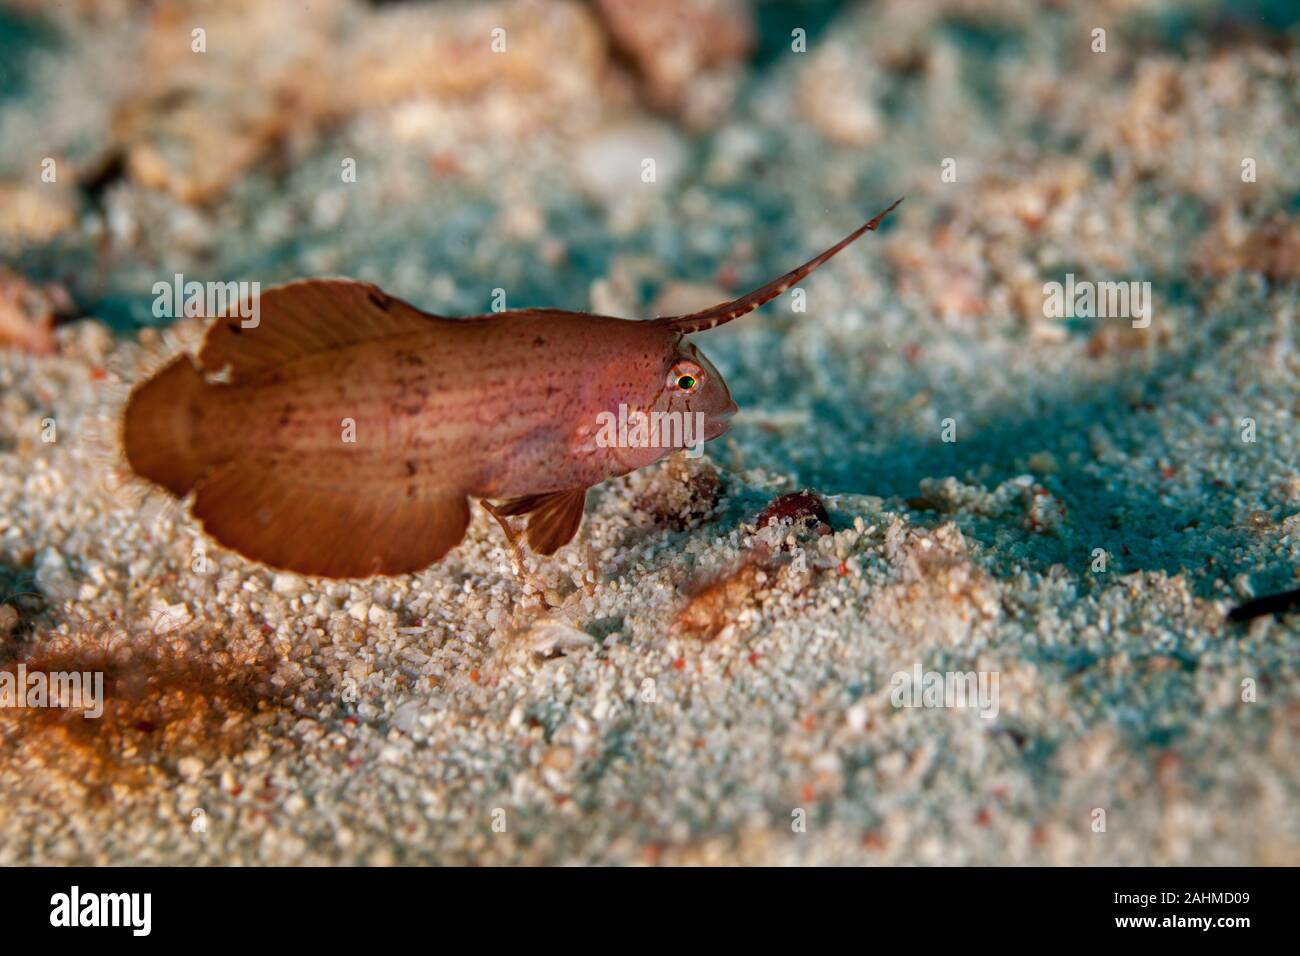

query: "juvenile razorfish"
left=122, top=199, right=902, bottom=578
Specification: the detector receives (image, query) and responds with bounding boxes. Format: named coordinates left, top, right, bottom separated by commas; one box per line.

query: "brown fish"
left=122, top=199, right=901, bottom=578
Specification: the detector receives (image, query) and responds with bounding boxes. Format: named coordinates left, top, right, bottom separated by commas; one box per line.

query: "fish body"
left=122, top=199, right=900, bottom=577
left=178, top=310, right=701, bottom=497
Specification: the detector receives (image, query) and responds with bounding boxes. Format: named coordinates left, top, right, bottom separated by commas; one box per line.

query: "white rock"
left=846, top=702, right=869, bottom=734
left=528, top=618, right=595, bottom=655
left=574, top=120, right=685, bottom=207
left=272, top=572, right=305, bottom=596
left=148, top=599, right=192, bottom=633
left=34, top=548, right=75, bottom=600
left=392, top=700, right=424, bottom=735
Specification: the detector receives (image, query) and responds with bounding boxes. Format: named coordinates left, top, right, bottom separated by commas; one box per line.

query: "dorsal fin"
left=197, top=279, right=442, bottom=376
left=653, top=197, right=903, bottom=334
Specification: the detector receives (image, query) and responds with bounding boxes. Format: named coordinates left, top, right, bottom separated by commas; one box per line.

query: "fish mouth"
left=703, top=401, right=739, bottom=441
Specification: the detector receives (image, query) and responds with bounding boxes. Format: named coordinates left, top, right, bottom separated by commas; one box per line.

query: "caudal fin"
left=121, top=355, right=210, bottom=497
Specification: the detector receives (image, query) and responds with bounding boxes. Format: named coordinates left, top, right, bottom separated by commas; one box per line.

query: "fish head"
left=585, top=327, right=737, bottom=474
left=585, top=199, right=904, bottom=475
left=654, top=337, right=737, bottom=444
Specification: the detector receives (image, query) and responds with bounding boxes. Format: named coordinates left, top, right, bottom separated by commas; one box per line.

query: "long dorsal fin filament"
left=653, top=197, right=903, bottom=334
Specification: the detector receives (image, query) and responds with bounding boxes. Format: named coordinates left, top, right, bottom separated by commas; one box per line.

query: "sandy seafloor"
left=0, top=0, right=1298, bottom=864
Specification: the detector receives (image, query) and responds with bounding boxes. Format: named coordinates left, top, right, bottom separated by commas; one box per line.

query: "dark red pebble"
left=756, top=490, right=831, bottom=534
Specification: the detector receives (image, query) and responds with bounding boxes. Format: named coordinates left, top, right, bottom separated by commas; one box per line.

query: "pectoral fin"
left=494, top=488, right=589, bottom=555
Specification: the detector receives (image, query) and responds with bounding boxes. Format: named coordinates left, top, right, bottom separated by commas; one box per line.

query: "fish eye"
left=670, top=361, right=703, bottom=393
